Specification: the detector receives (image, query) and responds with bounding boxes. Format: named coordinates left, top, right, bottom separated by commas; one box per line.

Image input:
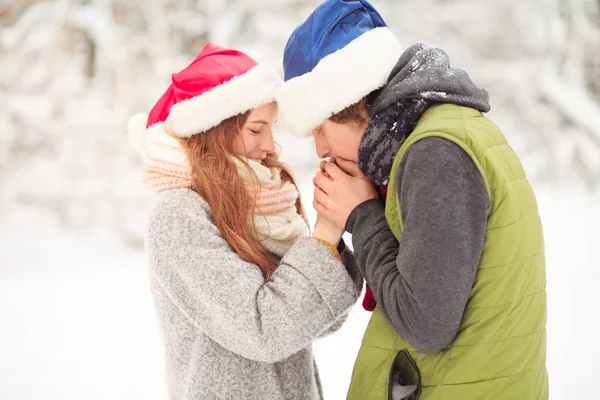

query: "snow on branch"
left=0, top=2, right=58, bottom=48
left=539, top=70, right=600, bottom=148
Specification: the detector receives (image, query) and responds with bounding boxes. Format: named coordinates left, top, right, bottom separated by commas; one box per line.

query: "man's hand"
left=312, top=158, right=378, bottom=230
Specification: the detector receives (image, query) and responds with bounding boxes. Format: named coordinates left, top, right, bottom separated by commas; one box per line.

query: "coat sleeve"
left=148, top=197, right=360, bottom=363
left=339, top=242, right=365, bottom=299
left=318, top=245, right=364, bottom=338
left=346, top=137, right=489, bottom=354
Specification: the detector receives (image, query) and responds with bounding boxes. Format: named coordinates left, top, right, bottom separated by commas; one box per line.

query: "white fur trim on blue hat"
left=275, top=27, right=403, bottom=136
left=165, top=63, right=282, bottom=138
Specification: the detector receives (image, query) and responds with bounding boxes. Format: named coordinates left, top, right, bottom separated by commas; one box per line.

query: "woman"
left=128, top=44, right=362, bottom=400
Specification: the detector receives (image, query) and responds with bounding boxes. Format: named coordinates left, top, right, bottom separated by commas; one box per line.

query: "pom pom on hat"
left=128, top=113, right=149, bottom=153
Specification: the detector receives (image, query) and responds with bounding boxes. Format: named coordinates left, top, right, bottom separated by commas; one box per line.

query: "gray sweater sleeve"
left=346, top=137, right=489, bottom=354
left=148, top=190, right=360, bottom=363
left=319, top=245, right=364, bottom=338
left=340, top=243, right=365, bottom=298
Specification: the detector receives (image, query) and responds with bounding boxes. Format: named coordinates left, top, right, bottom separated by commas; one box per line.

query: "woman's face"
left=233, top=102, right=278, bottom=162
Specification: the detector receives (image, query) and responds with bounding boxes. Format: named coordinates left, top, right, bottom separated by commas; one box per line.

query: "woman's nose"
left=260, top=129, right=276, bottom=154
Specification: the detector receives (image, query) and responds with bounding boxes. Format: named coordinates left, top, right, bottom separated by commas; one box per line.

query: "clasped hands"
left=312, top=158, right=378, bottom=231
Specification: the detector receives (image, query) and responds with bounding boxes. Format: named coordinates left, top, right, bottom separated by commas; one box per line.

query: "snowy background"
left=1, top=0, right=599, bottom=399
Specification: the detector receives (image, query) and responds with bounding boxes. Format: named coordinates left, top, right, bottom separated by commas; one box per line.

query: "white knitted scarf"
left=233, top=158, right=308, bottom=257
left=136, top=124, right=306, bottom=256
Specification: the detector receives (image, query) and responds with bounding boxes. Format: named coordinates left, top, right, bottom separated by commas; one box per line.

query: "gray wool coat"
left=146, top=188, right=363, bottom=400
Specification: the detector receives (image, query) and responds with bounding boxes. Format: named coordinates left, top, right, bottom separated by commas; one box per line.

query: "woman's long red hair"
left=178, top=112, right=305, bottom=280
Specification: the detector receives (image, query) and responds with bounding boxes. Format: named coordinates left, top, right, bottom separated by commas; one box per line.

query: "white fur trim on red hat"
left=165, top=63, right=282, bottom=138
left=275, top=27, right=403, bottom=136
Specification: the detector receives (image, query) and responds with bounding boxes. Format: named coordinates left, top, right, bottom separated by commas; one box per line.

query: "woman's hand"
left=312, top=212, right=344, bottom=246
left=312, top=158, right=378, bottom=231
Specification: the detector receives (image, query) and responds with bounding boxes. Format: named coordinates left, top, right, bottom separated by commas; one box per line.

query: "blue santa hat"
left=276, top=0, right=403, bottom=136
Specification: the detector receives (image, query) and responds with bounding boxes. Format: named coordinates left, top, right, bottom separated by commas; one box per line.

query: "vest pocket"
left=388, top=350, right=421, bottom=400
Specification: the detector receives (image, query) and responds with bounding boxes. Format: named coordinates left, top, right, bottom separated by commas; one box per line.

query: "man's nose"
left=315, top=139, right=330, bottom=159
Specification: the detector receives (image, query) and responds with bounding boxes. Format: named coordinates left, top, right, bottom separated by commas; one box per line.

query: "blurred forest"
left=1, top=0, right=599, bottom=245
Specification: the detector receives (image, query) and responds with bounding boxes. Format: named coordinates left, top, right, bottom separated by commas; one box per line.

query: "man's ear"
left=358, top=97, right=369, bottom=121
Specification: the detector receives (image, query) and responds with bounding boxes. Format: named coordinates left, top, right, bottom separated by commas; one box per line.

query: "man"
left=275, top=0, right=548, bottom=399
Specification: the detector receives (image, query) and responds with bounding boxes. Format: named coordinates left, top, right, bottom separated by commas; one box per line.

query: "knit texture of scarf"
left=358, top=43, right=491, bottom=187
left=139, top=126, right=306, bottom=257
left=358, top=98, right=428, bottom=187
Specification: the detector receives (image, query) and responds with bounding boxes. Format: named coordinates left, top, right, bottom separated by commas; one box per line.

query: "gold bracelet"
left=312, top=237, right=342, bottom=261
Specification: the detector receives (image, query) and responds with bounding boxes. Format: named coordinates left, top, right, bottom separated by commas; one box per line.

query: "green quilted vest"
left=347, top=104, right=548, bottom=400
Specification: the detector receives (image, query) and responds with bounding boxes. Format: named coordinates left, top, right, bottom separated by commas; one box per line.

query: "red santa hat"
left=128, top=43, right=282, bottom=152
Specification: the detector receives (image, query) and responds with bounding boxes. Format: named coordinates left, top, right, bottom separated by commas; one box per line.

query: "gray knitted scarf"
left=358, top=43, right=491, bottom=187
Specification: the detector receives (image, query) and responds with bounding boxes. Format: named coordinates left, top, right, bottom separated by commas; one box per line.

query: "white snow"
left=0, top=182, right=598, bottom=399
left=421, top=91, right=448, bottom=98
left=1, top=1, right=599, bottom=398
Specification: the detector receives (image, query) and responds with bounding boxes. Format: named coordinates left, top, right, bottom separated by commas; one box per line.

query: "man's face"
left=311, top=119, right=367, bottom=162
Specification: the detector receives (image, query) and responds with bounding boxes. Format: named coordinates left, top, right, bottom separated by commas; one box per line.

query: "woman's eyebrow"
left=248, top=120, right=269, bottom=124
